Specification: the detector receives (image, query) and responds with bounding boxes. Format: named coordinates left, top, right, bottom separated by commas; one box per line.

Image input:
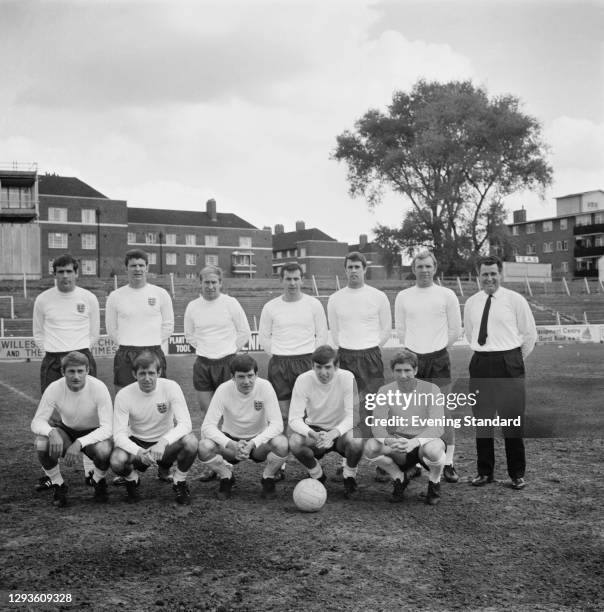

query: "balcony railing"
left=574, top=269, right=599, bottom=278
left=573, top=222, right=604, bottom=235
left=574, top=245, right=604, bottom=258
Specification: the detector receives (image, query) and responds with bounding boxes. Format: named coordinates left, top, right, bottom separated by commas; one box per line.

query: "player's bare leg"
left=335, top=431, right=363, bottom=499
left=289, top=433, right=327, bottom=484
left=276, top=399, right=291, bottom=480
left=160, top=433, right=198, bottom=505
left=419, top=439, right=446, bottom=505
left=364, top=438, right=409, bottom=502
left=197, top=391, right=217, bottom=481
left=250, top=435, right=288, bottom=499
left=198, top=439, right=235, bottom=500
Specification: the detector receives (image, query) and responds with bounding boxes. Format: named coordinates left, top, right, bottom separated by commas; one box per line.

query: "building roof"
left=348, top=241, right=377, bottom=254
left=38, top=175, right=108, bottom=199
left=273, top=228, right=336, bottom=251
left=556, top=189, right=604, bottom=200
left=128, top=207, right=258, bottom=229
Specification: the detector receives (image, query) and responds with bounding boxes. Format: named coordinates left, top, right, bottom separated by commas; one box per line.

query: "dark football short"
left=306, top=425, right=343, bottom=459
left=40, top=348, right=97, bottom=394
left=114, top=345, right=167, bottom=387
left=55, top=422, right=96, bottom=442
left=193, top=354, right=236, bottom=392
left=129, top=435, right=172, bottom=472
left=412, top=347, right=451, bottom=390
left=222, top=432, right=265, bottom=464
left=338, top=346, right=385, bottom=394
left=391, top=439, right=447, bottom=472
left=268, top=353, right=313, bottom=401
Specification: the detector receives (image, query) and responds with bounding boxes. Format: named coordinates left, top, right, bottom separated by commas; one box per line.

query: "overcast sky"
left=2, top=0, right=602, bottom=243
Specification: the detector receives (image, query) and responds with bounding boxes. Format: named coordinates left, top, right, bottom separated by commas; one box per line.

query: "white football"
left=293, top=478, right=327, bottom=512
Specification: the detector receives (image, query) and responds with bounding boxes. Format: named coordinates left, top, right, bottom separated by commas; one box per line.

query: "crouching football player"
left=364, top=350, right=446, bottom=505
left=288, top=345, right=364, bottom=499
left=110, top=351, right=198, bottom=505
left=198, top=354, right=287, bottom=500
left=30, top=351, right=113, bottom=507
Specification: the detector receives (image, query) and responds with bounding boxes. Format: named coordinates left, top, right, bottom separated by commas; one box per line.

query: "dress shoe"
left=471, top=474, right=493, bottom=487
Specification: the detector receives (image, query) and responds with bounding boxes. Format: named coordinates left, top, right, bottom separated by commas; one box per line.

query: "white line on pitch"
left=0, top=380, right=38, bottom=405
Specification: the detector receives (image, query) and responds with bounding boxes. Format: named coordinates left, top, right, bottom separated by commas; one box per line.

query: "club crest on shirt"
left=76, top=303, right=86, bottom=313
left=253, top=400, right=264, bottom=411
left=156, top=402, right=168, bottom=414
left=148, top=297, right=156, bottom=307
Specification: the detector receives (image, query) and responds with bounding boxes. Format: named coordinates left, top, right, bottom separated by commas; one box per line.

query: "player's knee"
left=288, top=433, right=306, bottom=454
left=270, top=434, right=289, bottom=456
left=422, top=439, right=445, bottom=463
left=110, top=448, right=129, bottom=474
left=92, top=439, right=113, bottom=463
left=34, top=435, right=49, bottom=453
left=197, top=438, right=216, bottom=461
left=181, top=433, right=199, bottom=457
left=363, top=438, right=382, bottom=459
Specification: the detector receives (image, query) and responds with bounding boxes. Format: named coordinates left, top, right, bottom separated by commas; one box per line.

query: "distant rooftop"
left=273, top=227, right=337, bottom=251
left=128, top=207, right=258, bottom=229
left=38, top=175, right=108, bottom=199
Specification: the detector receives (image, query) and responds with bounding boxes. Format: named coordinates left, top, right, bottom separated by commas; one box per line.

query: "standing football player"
left=394, top=250, right=462, bottom=482
left=184, top=265, right=251, bottom=481
left=198, top=354, right=288, bottom=500
left=110, top=351, right=198, bottom=505
left=31, top=351, right=113, bottom=507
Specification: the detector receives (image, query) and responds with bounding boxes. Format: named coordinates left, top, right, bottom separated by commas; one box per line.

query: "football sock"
left=445, top=444, right=455, bottom=465
left=308, top=461, right=323, bottom=479
left=43, top=464, right=63, bottom=486
left=202, top=455, right=233, bottom=479
left=342, top=464, right=358, bottom=479
left=92, top=467, right=107, bottom=483
left=82, top=454, right=95, bottom=475
left=172, top=468, right=188, bottom=484
left=263, top=452, right=286, bottom=479
left=366, top=455, right=405, bottom=482
left=124, top=470, right=140, bottom=483
left=424, top=455, right=445, bottom=484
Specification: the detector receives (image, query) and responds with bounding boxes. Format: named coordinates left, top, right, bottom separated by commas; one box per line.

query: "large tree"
left=333, top=80, right=553, bottom=273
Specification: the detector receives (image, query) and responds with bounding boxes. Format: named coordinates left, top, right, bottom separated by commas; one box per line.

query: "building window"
left=587, top=201, right=598, bottom=209
left=48, top=232, right=68, bottom=249
left=148, top=253, right=157, bottom=265
left=562, top=240, right=568, bottom=251
left=233, top=253, right=252, bottom=266
left=81, top=233, right=96, bottom=250
left=185, top=273, right=196, bottom=280
left=127, top=232, right=136, bottom=244
left=576, top=214, right=591, bottom=227
left=165, top=233, right=176, bottom=245
left=166, top=253, right=177, bottom=265
left=48, top=259, right=54, bottom=274
left=239, top=236, right=252, bottom=249
left=561, top=262, right=569, bottom=272
left=543, top=242, right=553, bottom=253
left=186, top=234, right=196, bottom=246
left=526, top=223, right=535, bottom=234
left=205, top=254, right=219, bottom=266
left=276, top=251, right=282, bottom=259
left=205, top=235, right=218, bottom=247
left=299, top=247, right=306, bottom=257
left=595, top=236, right=604, bottom=247
left=301, top=263, right=307, bottom=273
left=511, top=226, right=519, bottom=236
left=48, top=207, right=67, bottom=222
left=145, top=232, right=157, bottom=244
left=556, top=241, right=562, bottom=251
left=186, top=253, right=197, bottom=266
left=81, top=260, right=97, bottom=276
left=82, top=209, right=96, bottom=224
left=559, top=219, right=568, bottom=230
left=595, top=213, right=604, bottom=224
left=526, top=244, right=536, bottom=255
left=1, top=185, right=33, bottom=209
left=512, top=247, right=519, bottom=257
left=542, top=221, right=553, bottom=232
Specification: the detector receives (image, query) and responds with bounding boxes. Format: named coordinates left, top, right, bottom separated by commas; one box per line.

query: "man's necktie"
left=477, top=295, right=492, bottom=346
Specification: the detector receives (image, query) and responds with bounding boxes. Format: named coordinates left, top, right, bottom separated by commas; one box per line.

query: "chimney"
left=295, top=220, right=305, bottom=232
left=513, top=208, right=526, bottom=223
left=206, top=198, right=217, bottom=222
left=274, top=224, right=284, bottom=234
left=359, top=234, right=368, bottom=248
left=262, top=226, right=271, bottom=231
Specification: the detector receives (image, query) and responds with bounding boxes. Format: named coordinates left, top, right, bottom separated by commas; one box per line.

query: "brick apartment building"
left=271, top=222, right=348, bottom=277
left=506, top=190, right=604, bottom=278
left=0, top=166, right=272, bottom=279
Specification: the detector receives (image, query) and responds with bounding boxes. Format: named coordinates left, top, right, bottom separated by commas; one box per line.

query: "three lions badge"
left=156, top=402, right=168, bottom=414
left=148, top=297, right=156, bottom=307
left=254, top=401, right=264, bottom=411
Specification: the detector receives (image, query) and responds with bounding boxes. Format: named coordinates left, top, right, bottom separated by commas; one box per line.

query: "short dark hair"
left=344, top=251, right=367, bottom=269
left=230, top=354, right=258, bottom=375
left=476, top=255, right=503, bottom=273
left=60, top=351, right=89, bottom=371
left=132, top=350, right=161, bottom=374
left=279, top=262, right=303, bottom=278
left=124, top=249, right=148, bottom=266
left=52, top=254, right=79, bottom=274
left=312, top=345, right=339, bottom=366
left=390, top=350, right=418, bottom=370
